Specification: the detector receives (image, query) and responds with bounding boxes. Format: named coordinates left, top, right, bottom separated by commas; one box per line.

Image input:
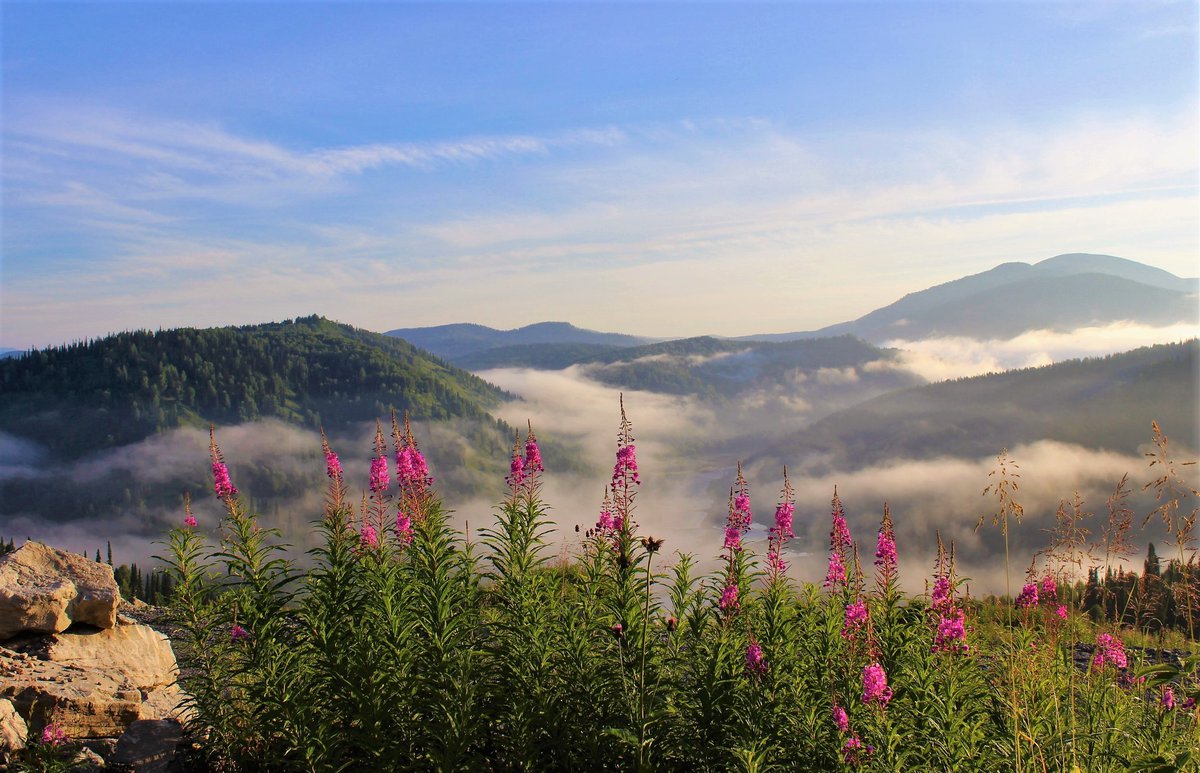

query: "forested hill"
left=0, top=315, right=509, bottom=458
left=764, top=339, right=1200, bottom=470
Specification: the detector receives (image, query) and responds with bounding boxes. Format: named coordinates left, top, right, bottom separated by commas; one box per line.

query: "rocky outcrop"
left=0, top=544, right=187, bottom=769
left=0, top=542, right=120, bottom=639
left=0, top=698, right=26, bottom=754
left=13, top=622, right=178, bottom=691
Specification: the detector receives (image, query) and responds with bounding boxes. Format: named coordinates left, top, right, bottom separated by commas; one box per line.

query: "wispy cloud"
left=2, top=103, right=1197, bottom=347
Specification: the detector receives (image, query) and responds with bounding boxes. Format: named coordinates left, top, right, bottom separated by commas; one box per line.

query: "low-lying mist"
left=884, top=321, right=1200, bottom=381
left=3, top=323, right=1195, bottom=596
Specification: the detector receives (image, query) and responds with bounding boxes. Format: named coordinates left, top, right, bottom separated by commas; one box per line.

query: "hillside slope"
left=765, top=340, right=1199, bottom=470
left=0, top=315, right=509, bottom=459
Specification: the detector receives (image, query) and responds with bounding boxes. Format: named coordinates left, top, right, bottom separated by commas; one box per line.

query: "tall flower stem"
left=636, top=543, right=656, bottom=771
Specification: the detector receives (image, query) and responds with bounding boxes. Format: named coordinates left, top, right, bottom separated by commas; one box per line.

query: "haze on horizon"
left=2, top=2, right=1197, bottom=350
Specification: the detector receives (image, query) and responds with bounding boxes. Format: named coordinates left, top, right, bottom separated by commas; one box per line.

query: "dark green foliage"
left=0, top=314, right=509, bottom=459
left=776, top=340, right=1200, bottom=469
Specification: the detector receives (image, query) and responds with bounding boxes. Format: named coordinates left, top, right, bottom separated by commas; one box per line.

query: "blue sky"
left=2, top=1, right=1197, bottom=348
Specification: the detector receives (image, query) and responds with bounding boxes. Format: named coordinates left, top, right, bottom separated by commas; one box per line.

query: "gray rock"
left=111, top=719, right=182, bottom=773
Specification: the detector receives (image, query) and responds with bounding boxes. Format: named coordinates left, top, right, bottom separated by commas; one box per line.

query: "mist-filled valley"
left=2, top=254, right=1196, bottom=596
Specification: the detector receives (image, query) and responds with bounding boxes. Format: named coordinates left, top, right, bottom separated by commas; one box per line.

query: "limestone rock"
left=0, top=697, right=26, bottom=753
left=15, top=623, right=178, bottom=691
left=111, top=719, right=182, bottom=773
left=0, top=647, right=141, bottom=738
left=138, top=682, right=191, bottom=724
left=0, top=543, right=119, bottom=639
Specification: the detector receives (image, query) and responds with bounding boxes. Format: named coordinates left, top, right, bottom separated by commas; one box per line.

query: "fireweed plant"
left=163, top=412, right=1199, bottom=772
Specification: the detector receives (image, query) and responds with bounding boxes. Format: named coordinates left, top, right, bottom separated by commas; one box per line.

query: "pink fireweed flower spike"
left=360, top=523, right=379, bottom=549
left=523, top=421, right=544, bottom=475
left=843, top=599, right=869, bottom=640
left=321, top=429, right=343, bottom=483
left=1092, top=633, right=1128, bottom=670
left=506, top=431, right=525, bottom=490
left=370, top=420, right=389, bottom=494
left=612, top=395, right=640, bottom=488
left=930, top=575, right=952, bottom=612
left=723, top=463, right=753, bottom=553
left=395, top=412, right=432, bottom=492
left=1054, top=605, right=1068, bottom=620
left=1040, top=574, right=1058, bottom=604
left=230, top=624, right=250, bottom=642
left=745, top=639, right=767, bottom=677
left=1015, top=581, right=1039, bottom=609
left=767, top=469, right=795, bottom=575
left=824, top=488, right=852, bottom=589
left=595, top=488, right=618, bottom=533
left=861, top=662, right=893, bottom=707
left=719, top=579, right=740, bottom=613
left=395, top=510, right=414, bottom=546
left=209, top=426, right=238, bottom=501
left=183, top=492, right=197, bottom=529
left=933, top=609, right=968, bottom=654
left=874, top=504, right=897, bottom=574
left=842, top=737, right=872, bottom=765
left=832, top=704, right=850, bottom=733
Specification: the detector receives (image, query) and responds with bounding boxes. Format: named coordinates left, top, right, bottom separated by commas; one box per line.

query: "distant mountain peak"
left=386, top=321, right=654, bottom=360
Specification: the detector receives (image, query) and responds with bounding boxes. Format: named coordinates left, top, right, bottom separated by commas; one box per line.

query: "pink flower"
left=1162, top=685, right=1177, bottom=710
left=931, top=575, right=952, bottom=612
left=1015, top=582, right=1039, bottom=609
left=230, top=624, right=250, bottom=642
left=745, top=639, right=767, bottom=677
left=612, top=444, right=640, bottom=489
left=723, top=524, right=742, bottom=552
left=595, top=489, right=618, bottom=533
left=772, top=501, right=795, bottom=541
left=1054, top=605, right=1068, bottom=620
left=184, top=513, right=197, bottom=529
left=874, top=504, right=898, bottom=578
left=395, top=511, right=414, bottom=545
left=719, top=581, right=740, bottom=613
left=874, top=528, right=897, bottom=572
left=396, top=446, right=430, bottom=490
left=933, top=609, right=968, bottom=654
left=506, top=441, right=525, bottom=489
left=841, top=736, right=873, bottom=764
left=861, top=662, right=893, bottom=707
left=832, top=704, right=850, bottom=733
left=767, top=473, right=795, bottom=576
left=209, top=427, right=237, bottom=501
left=393, top=412, right=433, bottom=506
left=523, top=429, right=544, bottom=474
left=842, top=600, right=868, bottom=640
left=323, top=439, right=343, bottom=482
left=360, top=523, right=379, bottom=549
left=1092, top=633, right=1127, bottom=670
left=824, top=491, right=852, bottom=589
left=825, top=551, right=847, bottom=589
left=369, top=455, right=389, bottom=494
left=1040, top=574, right=1058, bottom=604
left=41, top=723, right=67, bottom=746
